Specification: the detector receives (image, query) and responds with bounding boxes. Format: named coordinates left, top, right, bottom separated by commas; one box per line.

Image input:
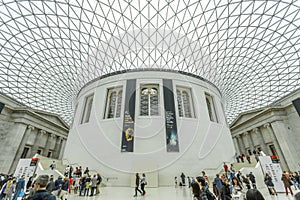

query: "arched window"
left=205, top=93, right=218, bottom=122
left=140, top=84, right=159, bottom=116
left=105, top=87, right=123, bottom=119
left=176, top=87, right=194, bottom=118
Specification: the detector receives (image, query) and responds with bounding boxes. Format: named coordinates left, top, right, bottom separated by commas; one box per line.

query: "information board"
left=259, top=156, right=285, bottom=193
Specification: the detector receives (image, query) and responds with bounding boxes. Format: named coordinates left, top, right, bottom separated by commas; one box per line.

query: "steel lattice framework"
left=0, top=0, right=299, bottom=124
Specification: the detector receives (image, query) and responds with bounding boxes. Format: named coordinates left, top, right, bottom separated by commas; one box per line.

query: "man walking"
left=133, top=173, right=142, bottom=197
left=96, top=173, right=102, bottom=195
left=12, top=175, right=25, bottom=200
left=25, top=175, right=56, bottom=200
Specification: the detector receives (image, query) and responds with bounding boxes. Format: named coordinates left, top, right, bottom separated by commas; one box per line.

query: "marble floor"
left=62, top=186, right=298, bottom=200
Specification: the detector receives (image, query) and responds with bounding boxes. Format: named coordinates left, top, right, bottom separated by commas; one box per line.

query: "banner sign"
left=121, top=79, right=136, bottom=152
left=163, top=79, right=179, bottom=152
left=259, top=156, right=285, bottom=192
left=14, top=158, right=38, bottom=186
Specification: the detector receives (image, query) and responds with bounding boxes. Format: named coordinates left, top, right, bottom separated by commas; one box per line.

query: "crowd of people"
left=180, top=161, right=300, bottom=200
left=0, top=164, right=102, bottom=200
left=2, top=156, right=300, bottom=200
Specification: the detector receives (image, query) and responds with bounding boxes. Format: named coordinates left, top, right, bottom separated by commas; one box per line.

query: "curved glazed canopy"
left=0, top=0, right=299, bottom=124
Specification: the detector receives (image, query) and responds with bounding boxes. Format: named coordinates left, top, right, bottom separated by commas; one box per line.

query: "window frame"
left=205, top=92, right=219, bottom=123
left=20, top=146, right=30, bottom=158
left=80, top=93, right=94, bottom=124
left=104, top=86, right=123, bottom=119
left=139, top=84, right=160, bottom=116
left=176, top=86, right=195, bottom=118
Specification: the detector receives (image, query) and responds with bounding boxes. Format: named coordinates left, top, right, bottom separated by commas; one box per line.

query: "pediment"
left=33, top=110, right=69, bottom=129
left=230, top=108, right=264, bottom=127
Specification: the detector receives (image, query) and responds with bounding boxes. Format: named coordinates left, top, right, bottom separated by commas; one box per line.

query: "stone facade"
left=230, top=88, right=300, bottom=171
left=0, top=93, right=69, bottom=174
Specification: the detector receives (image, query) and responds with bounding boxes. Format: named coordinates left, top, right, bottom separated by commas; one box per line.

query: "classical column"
left=9, top=125, right=34, bottom=173
left=58, top=138, right=66, bottom=159
left=233, top=136, right=240, bottom=155
left=53, top=136, right=61, bottom=159
left=43, top=133, right=52, bottom=157
left=252, top=127, right=268, bottom=155
left=24, top=125, right=35, bottom=156
left=268, top=121, right=298, bottom=171
left=242, top=132, right=249, bottom=150
left=236, top=134, right=245, bottom=154
left=246, top=131, right=255, bottom=152
left=30, top=130, right=46, bottom=157
left=264, top=123, right=289, bottom=171
left=13, top=125, right=35, bottom=159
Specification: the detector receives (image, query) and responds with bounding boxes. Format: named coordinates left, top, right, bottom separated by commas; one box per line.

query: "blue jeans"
left=12, top=189, right=21, bottom=200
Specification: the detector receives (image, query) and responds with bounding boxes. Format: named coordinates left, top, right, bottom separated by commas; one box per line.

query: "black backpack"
left=206, top=189, right=217, bottom=200
left=40, top=194, right=55, bottom=200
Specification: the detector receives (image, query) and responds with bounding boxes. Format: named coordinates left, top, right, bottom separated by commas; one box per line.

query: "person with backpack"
left=25, top=175, right=56, bottom=200
left=96, top=173, right=102, bottom=195
left=196, top=176, right=216, bottom=200
left=12, top=175, right=25, bottom=200
left=191, top=181, right=203, bottom=200
left=213, top=174, right=223, bottom=199
left=220, top=178, right=232, bottom=200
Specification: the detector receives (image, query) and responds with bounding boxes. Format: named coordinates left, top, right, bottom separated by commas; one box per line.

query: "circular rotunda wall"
left=64, top=69, right=235, bottom=186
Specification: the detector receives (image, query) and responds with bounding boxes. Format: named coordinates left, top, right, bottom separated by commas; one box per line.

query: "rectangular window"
left=140, top=84, right=159, bottom=116
left=205, top=93, right=218, bottom=122
left=176, top=87, right=195, bottom=118
left=269, top=144, right=278, bottom=157
left=21, top=147, right=30, bottom=158
left=80, top=94, right=94, bottom=124
left=104, top=87, right=123, bottom=119
left=247, top=149, right=252, bottom=156
left=47, top=151, right=52, bottom=158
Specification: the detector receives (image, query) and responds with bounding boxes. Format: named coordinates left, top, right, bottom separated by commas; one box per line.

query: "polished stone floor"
left=63, top=186, right=298, bottom=200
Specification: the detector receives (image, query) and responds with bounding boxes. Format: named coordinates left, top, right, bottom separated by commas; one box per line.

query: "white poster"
left=259, top=156, right=285, bottom=193
left=13, top=158, right=38, bottom=186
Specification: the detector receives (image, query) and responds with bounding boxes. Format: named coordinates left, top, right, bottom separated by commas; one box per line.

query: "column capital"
left=236, top=134, right=241, bottom=138
left=243, top=131, right=249, bottom=136
left=264, top=123, right=271, bottom=128
left=252, top=127, right=259, bottom=133
left=40, top=130, right=46, bottom=135
left=27, top=125, right=35, bottom=130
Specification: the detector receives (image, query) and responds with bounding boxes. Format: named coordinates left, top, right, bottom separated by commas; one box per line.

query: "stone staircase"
left=35, top=155, right=118, bottom=186
left=206, top=155, right=258, bottom=185
left=232, top=155, right=258, bottom=171
left=36, top=155, right=65, bottom=173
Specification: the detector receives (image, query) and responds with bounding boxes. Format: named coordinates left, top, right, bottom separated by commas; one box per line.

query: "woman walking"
left=281, top=173, right=293, bottom=196
left=264, top=173, right=277, bottom=196
left=140, top=173, right=147, bottom=196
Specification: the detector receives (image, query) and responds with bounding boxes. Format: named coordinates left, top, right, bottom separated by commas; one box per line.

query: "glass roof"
left=0, top=0, right=299, bottom=124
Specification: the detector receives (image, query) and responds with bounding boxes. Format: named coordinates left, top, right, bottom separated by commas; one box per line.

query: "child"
left=84, top=179, right=91, bottom=196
